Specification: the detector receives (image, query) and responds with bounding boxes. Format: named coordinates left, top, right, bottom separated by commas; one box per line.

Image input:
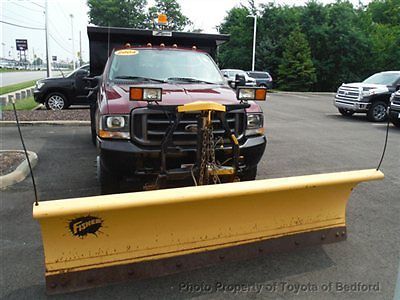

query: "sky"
left=1, top=0, right=371, bottom=64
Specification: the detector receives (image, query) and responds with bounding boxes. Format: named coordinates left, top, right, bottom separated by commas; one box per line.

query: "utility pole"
left=247, top=14, right=257, bottom=71
left=79, top=30, right=82, bottom=67
left=69, top=14, right=75, bottom=70
left=45, top=0, right=51, bottom=77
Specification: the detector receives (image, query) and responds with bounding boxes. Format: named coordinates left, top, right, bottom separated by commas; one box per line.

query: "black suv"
left=33, top=64, right=90, bottom=110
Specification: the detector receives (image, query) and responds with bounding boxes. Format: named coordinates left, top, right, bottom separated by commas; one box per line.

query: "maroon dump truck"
left=87, top=26, right=267, bottom=193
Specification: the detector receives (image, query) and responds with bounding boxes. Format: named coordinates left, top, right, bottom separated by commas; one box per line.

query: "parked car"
left=334, top=71, right=400, bottom=122
left=33, top=64, right=90, bottom=110
left=221, top=69, right=257, bottom=87
left=389, top=90, right=400, bottom=127
left=247, top=71, right=273, bottom=89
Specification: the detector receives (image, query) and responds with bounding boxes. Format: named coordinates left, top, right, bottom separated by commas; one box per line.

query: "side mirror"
left=396, top=84, right=400, bottom=91
left=75, top=69, right=89, bottom=78
left=235, top=74, right=246, bottom=88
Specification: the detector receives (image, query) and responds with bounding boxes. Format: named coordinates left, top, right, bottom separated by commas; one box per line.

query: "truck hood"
left=102, top=83, right=262, bottom=114
left=344, top=82, right=389, bottom=93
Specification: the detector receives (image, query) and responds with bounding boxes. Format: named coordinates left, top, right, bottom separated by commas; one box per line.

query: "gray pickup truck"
left=334, top=71, right=400, bottom=122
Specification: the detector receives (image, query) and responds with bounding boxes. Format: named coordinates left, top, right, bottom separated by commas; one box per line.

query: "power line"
left=48, top=19, right=71, bottom=45
left=49, top=33, right=73, bottom=54
left=0, top=20, right=44, bottom=30
left=29, top=1, right=45, bottom=9
left=2, top=8, right=40, bottom=23
left=9, top=1, right=44, bottom=13
left=55, top=1, right=70, bottom=23
left=2, top=11, right=44, bottom=27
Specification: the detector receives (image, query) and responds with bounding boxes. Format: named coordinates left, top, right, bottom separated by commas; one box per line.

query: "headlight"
left=245, top=113, right=264, bottom=136
left=130, top=87, right=162, bottom=101
left=237, top=87, right=267, bottom=101
left=362, top=89, right=376, bottom=97
left=99, top=115, right=130, bottom=139
left=36, top=81, right=45, bottom=89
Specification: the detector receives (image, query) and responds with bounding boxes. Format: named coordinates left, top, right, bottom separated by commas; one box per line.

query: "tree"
left=277, top=29, right=316, bottom=91
left=33, top=57, right=43, bottom=66
left=217, top=7, right=253, bottom=70
left=87, top=0, right=147, bottom=28
left=256, top=4, right=301, bottom=80
left=146, top=0, right=191, bottom=31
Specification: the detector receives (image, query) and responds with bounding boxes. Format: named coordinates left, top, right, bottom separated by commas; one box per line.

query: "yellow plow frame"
left=33, top=169, right=383, bottom=294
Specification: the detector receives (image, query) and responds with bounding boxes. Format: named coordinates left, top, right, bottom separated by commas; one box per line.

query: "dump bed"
left=87, top=26, right=230, bottom=76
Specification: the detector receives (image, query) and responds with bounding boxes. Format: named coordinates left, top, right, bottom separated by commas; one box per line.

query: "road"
left=0, top=70, right=64, bottom=86
left=1, top=93, right=399, bottom=299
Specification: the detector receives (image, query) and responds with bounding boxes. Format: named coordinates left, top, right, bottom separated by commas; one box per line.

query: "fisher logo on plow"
left=68, top=216, right=103, bottom=238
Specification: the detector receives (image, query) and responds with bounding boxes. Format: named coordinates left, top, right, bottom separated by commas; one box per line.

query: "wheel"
left=90, top=104, right=97, bottom=146
left=390, top=116, right=400, bottom=128
left=45, top=93, right=68, bottom=110
left=239, top=166, right=257, bottom=181
left=338, top=108, right=355, bottom=116
left=367, top=101, right=388, bottom=122
left=97, top=156, right=121, bottom=194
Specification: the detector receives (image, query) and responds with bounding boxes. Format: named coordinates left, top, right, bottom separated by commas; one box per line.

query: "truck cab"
left=334, top=71, right=400, bottom=122
left=87, top=26, right=267, bottom=193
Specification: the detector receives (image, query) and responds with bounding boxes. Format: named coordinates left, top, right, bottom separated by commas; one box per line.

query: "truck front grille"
left=131, top=108, right=245, bottom=146
left=392, top=95, right=400, bottom=107
left=335, top=85, right=361, bottom=105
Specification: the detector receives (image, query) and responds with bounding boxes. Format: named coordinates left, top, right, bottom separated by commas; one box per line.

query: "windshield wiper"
left=167, top=77, right=217, bottom=84
left=114, top=76, right=166, bottom=83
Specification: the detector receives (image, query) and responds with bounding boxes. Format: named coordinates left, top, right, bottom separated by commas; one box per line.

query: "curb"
left=0, top=86, right=35, bottom=105
left=0, top=150, right=38, bottom=189
left=0, top=120, right=90, bottom=126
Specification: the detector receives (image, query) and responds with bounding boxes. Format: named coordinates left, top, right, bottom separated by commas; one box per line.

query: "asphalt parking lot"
left=1, top=92, right=399, bottom=299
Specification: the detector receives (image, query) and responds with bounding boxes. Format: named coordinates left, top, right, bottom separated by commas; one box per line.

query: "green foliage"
left=2, top=97, right=37, bottom=111
left=218, top=0, right=400, bottom=91
left=218, top=7, right=253, bottom=70
left=87, top=0, right=148, bottom=28
left=277, top=29, right=316, bottom=91
left=87, top=0, right=191, bottom=31
left=0, top=80, right=36, bottom=95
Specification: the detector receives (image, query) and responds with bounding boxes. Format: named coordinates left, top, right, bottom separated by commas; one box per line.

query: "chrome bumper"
left=334, top=98, right=370, bottom=112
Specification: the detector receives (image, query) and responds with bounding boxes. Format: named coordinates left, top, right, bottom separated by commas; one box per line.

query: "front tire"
left=390, top=116, right=400, bottom=128
left=45, top=93, right=68, bottom=110
left=97, top=156, right=121, bottom=194
left=239, top=166, right=257, bottom=181
left=367, top=101, right=388, bottom=122
left=90, top=104, right=97, bottom=146
left=338, top=108, right=355, bottom=116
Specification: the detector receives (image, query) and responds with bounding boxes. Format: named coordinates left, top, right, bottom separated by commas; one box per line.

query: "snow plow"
left=31, top=25, right=385, bottom=294
left=33, top=169, right=383, bottom=294
left=33, top=99, right=384, bottom=294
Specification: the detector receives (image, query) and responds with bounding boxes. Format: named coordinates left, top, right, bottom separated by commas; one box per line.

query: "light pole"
left=247, top=14, right=257, bottom=72
left=45, top=0, right=51, bottom=77
left=69, top=14, right=76, bottom=70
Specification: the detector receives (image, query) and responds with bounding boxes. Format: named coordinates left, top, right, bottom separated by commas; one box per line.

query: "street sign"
left=16, top=39, right=28, bottom=51
left=52, top=56, right=57, bottom=61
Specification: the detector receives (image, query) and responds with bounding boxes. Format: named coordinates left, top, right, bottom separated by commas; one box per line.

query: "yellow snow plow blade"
left=33, top=169, right=383, bottom=294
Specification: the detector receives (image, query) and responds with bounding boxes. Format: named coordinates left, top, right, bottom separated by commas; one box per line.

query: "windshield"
left=363, top=73, right=400, bottom=85
left=109, top=49, right=224, bottom=84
